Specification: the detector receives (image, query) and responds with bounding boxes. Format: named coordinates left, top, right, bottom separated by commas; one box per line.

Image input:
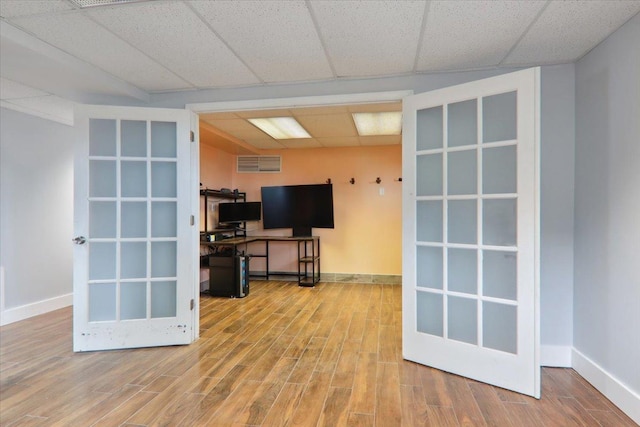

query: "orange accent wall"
left=225, top=145, right=402, bottom=275
left=200, top=144, right=234, bottom=231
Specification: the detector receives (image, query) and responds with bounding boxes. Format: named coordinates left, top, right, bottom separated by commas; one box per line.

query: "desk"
left=202, top=235, right=320, bottom=287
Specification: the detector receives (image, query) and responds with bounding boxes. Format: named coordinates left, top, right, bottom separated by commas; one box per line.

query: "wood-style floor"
left=1, top=281, right=636, bottom=427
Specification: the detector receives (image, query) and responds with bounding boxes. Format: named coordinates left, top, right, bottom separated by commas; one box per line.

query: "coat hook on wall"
left=376, top=177, right=382, bottom=184
left=350, top=178, right=356, bottom=185
left=326, top=178, right=332, bottom=184
left=395, top=177, right=403, bottom=182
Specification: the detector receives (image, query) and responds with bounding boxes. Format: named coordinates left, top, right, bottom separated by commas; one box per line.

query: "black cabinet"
left=208, top=254, right=249, bottom=298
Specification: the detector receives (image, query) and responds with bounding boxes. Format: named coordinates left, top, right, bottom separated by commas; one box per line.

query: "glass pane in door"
left=416, top=154, right=442, bottom=196
left=448, top=99, right=477, bottom=147
left=417, top=200, right=442, bottom=242
left=121, top=282, right=146, bottom=320
left=416, top=246, right=442, bottom=290
left=121, top=120, right=147, bottom=157
left=151, top=122, right=177, bottom=158
left=483, top=146, right=517, bottom=194
left=483, top=199, right=517, bottom=246
left=483, top=251, right=517, bottom=300
left=448, top=296, right=477, bottom=345
left=151, top=281, right=177, bottom=318
left=416, top=291, right=443, bottom=337
left=90, top=160, right=116, bottom=197
left=121, top=242, right=146, bottom=279
left=90, top=119, right=116, bottom=156
left=448, top=200, right=477, bottom=244
left=448, top=248, right=477, bottom=295
left=90, top=202, right=116, bottom=238
left=416, top=106, right=443, bottom=150
left=483, top=301, right=517, bottom=354
left=448, top=150, right=477, bottom=195
left=89, top=283, right=116, bottom=322
left=483, top=91, right=517, bottom=143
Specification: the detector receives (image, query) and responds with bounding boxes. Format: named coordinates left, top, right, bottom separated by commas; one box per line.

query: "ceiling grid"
left=1, top=0, right=638, bottom=149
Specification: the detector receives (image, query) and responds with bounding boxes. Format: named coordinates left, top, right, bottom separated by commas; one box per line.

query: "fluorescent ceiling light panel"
left=248, top=117, right=311, bottom=139
left=352, top=112, right=402, bottom=136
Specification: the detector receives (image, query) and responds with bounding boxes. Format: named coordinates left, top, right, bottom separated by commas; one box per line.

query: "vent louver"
left=237, top=156, right=281, bottom=173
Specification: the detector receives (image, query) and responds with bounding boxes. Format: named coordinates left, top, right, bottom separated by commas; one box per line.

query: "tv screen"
left=261, top=184, right=334, bottom=236
left=218, top=202, right=262, bottom=224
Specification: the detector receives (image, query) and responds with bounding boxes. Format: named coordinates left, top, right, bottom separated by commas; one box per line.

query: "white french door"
left=73, top=105, right=199, bottom=352
left=402, top=68, right=540, bottom=397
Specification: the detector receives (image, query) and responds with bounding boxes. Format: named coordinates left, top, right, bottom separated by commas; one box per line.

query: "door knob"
left=72, top=236, right=86, bottom=245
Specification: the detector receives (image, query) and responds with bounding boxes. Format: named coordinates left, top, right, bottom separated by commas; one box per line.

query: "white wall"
left=0, top=107, right=74, bottom=325
left=574, top=13, right=640, bottom=421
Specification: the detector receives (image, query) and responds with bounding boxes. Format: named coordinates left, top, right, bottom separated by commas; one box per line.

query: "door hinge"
left=190, top=299, right=195, bottom=310
left=190, top=130, right=195, bottom=142
left=190, top=215, right=195, bottom=226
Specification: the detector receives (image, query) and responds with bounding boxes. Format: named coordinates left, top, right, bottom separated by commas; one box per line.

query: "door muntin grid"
left=87, top=119, right=178, bottom=322
left=415, top=91, right=519, bottom=354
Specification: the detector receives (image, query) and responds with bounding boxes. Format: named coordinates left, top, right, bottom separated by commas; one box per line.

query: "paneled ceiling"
left=1, top=0, right=639, bottom=150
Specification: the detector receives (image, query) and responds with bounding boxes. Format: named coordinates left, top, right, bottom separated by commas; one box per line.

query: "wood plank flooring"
left=1, top=281, right=636, bottom=426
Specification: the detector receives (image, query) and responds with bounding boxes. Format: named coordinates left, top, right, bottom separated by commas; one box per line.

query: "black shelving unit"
left=200, top=188, right=247, bottom=238
left=297, top=237, right=320, bottom=287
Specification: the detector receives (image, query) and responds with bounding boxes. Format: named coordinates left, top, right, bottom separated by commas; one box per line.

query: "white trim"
left=1, top=21, right=149, bottom=103
left=0, top=266, right=5, bottom=316
left=572, top=348, right=640, bottom=425
left=540, top=345, right=572, bottom=367
left=186, top=90, right=413, bottom=113
left=1, top=100, right=74, bottom=126
left=1, top=293, right=73, bottom=326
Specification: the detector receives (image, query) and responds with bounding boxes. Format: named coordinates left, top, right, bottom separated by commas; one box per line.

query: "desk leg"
left=265, top=241, right=270, bottom=280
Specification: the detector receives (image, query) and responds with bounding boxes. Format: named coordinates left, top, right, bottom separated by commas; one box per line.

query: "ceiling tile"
left=310, top=0, right=425, bottom=77
left=278, top=138, right=323, bottom=149
left=504, top=1, right=640, bottom=65
left=199, top=112, right=242, bottom=121
left=87, top=2, right=260, bottom=88
left=243, top=138, right=286, bottom=150
left=203, top=118, right=271, bottom=140
left=359, top=135, right=401, bottom=146
left=0, top=77, right=49, bottom=99
left=236, top=109, right=295, bottom=119
left=11, top=13, right=191, bottom=92
left=189, top=0, right=333, bottom=83
left=292, top=105, right=350, bottom=116
left=317, top=136, right=360, bottom=147
left=0, top=0, right=73, bottom=18
left=348, top=102, right=402, bottom=113
left=296, top=113, right=357, bottom=138
left=417, top=0, right=546, bottom=72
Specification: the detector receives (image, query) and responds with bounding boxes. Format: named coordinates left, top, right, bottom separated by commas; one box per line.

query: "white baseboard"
left=0, top=293, right=73, bottom=326
left=541, top=344, right=572, bottom=367
left=572, top=347, right=640, bottom=425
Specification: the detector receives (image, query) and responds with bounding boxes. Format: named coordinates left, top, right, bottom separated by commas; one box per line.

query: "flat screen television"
left=218, top=202, right=262, bottom=224
left=261, top=184, right=334, bottom=237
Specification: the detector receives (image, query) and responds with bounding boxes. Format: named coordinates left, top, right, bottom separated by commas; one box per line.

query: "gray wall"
left=574, top=13, right=640, bottom=392
left=0, top=108, right=74, bottom=311
left=540, top=65, right=576, bottom=348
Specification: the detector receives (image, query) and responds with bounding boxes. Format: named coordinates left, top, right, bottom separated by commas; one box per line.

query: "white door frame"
left=186, top=91, right=413, bottom=114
